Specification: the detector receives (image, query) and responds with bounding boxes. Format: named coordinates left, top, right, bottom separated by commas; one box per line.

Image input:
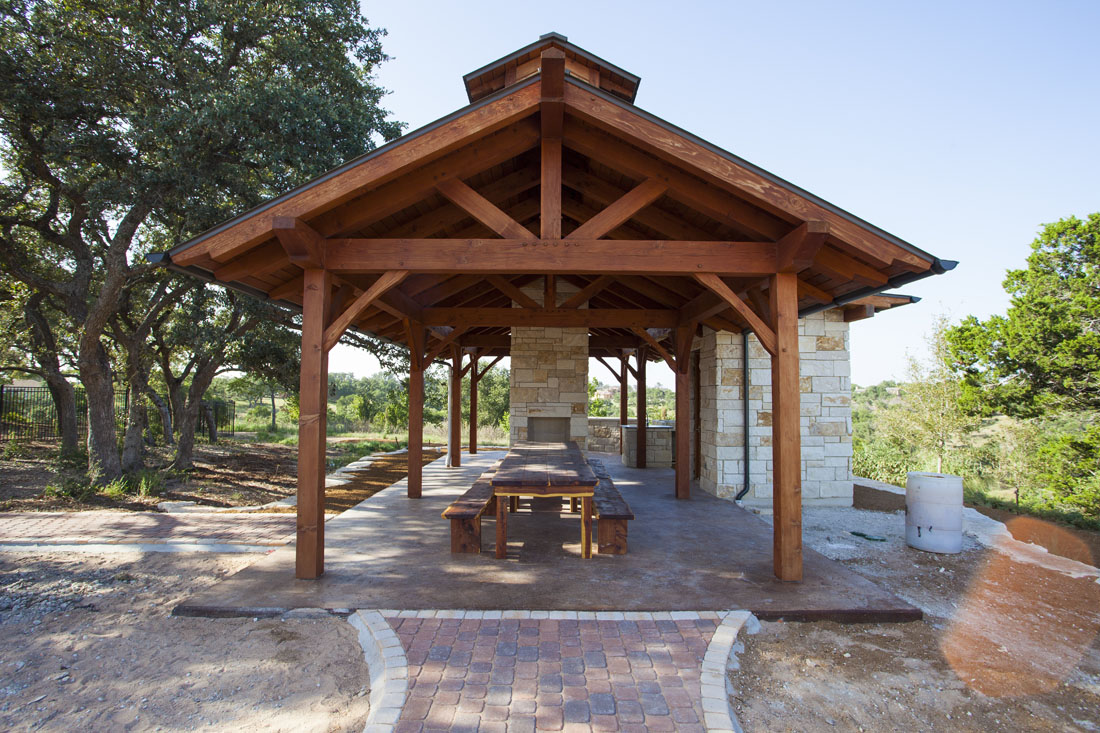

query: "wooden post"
left=296, top=268, right=331, bottom=579
left=448, top=346, right=461, bottom=467
left=674, top=326, right=692, bottom=500
left=407, top=322, right=425, bottom=499
left=619, top=352, right=629, bottom=428
left=693, top=351, right=702, bottom=479
left=637, top=347, right=647, bottom=469
left=469, top=352, right=479, bottom=455
left=770, top=272, right=802, bottom=581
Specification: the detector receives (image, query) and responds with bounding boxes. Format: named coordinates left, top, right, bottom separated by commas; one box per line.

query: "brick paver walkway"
left=0, top=511, right=296, bottom=546
left=388, top=613, right=715, bottom=732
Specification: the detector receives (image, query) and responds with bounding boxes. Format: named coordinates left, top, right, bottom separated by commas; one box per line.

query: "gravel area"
left=0, top=551, right=370, bottom=731
left=734, top=505, right=1100, bottom=732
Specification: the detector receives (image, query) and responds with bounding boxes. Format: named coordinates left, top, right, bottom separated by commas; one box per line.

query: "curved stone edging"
left=701, top=610, right=760, bottom=733
left=348, top=610, right=409, bottom=733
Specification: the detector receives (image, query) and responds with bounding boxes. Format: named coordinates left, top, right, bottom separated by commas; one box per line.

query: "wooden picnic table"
left=490, top=441, right=598, bottom=559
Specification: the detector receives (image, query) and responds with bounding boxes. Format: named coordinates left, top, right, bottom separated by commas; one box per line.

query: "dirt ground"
left=733, top=506, right=1100, bottom=732
left=0, top=441, right=442, bottom=513
left=0, top=551, right=370, bottom=732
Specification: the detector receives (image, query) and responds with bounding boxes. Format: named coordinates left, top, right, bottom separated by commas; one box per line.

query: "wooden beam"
left=594, top=355, right=621, bottom=383
left=564, top=82, right=931, bottom=271
left=563, top=165, right=717, bottom=241
left=843, top=304, right=876, bottom=322
left=693, top=273, right=778, bottom=356
left=296, top=268, right=331, bottom=579
left=563, top=119, right=786, bottom=241
left=560, top=275, right=614, bottom=309
left=374, top=288, right=424, bottom=322
left=322, top=270, right=409, bottom=352
left=213, top=241, right=288, bottom=282
left=544, top=275, right=555, bottom=307
left=797, top=278, right=833, bottom=304
left=566, top=179, right=668, bottom=241
left=747, top=287, right=772, bottom=331
left=174, top=84, right=542, bottom=265
left=436, top=178, right=531, bottom=240
left=424, top=326, right=469, bottom=364
left=422, top=308, right=677, bottom=328
left=323, top=238, right=778, bottom=275
left=270, top=274, right=305, bottom=302
left=777, top=221, right=829, bottom=272
left=487, top=275, right=541, bottom=309
left=541, top=48, right=564, bottom=241
left=458, top=334, right=511, bottom=349
left=540, top=48, right=565, bottom=139
left=274, top=217, right=323, bottom=269
left=815, top=247, right=889, bottom=287
left=770, top=271, right=802, bottom=581
left=478, top=355, right=503, bottom=379
left=678, top=291, right=729, bottom=325
left=631, top=327, right=675, bottom=370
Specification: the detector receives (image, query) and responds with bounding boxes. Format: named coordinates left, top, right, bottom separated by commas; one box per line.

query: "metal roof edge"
left=566, top=77, right=945, bottom=268
left=163, top=76, right=541, bottom=260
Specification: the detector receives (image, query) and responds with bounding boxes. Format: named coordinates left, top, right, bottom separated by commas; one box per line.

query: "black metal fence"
left=0, top=385, right=234, bottom=443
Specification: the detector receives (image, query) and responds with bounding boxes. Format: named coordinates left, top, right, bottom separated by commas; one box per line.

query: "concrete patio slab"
left=174, top=453, right=920, bottom=622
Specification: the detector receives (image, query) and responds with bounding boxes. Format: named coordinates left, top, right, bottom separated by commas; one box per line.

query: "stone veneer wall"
left=587, top=417, right=636, bottom=453
left=509, top=280, right=589, bottom=449
left=697, top=310, right=853, bottom=506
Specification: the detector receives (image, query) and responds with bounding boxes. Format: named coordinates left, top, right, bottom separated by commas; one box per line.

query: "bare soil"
left=0, top=551, right=370, bottom=732
left=0, top=441, right=442, bottom=513
left=733, top=507, right=1100, bottom=732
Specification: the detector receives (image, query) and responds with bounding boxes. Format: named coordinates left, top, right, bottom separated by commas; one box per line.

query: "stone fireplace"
left=508, top=279, right=589, bottom=448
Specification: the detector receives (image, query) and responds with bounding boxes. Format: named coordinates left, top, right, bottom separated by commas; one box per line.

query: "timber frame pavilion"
left=157, top=34, right=954, bottom=584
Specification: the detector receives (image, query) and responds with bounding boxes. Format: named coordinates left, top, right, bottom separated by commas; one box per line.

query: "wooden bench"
left=442, top=467, right=499, bottom=553
left=586, top=458, right=635, bottom=555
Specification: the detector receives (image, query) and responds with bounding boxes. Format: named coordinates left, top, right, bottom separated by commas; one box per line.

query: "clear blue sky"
left=330, top=0, right=1100, bottom=387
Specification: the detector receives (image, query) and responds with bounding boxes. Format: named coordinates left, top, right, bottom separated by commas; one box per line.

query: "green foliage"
left=946, top=214, right=1100, bottom=416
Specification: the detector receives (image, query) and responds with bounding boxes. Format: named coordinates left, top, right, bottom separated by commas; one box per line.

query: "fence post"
left=0, top=384, right=5, bottom=440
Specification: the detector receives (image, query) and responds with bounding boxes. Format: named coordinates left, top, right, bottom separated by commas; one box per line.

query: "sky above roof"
left=329, top=0, right=1100, bottom=387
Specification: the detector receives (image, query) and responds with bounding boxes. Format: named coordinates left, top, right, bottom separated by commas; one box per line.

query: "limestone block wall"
left=621, top=426, right=675, bottom=467
left=509, top=279, right=589, bottom=448
left=696, top=310, right=853, bottom=506
left=587, top=417, right=635, bottom=453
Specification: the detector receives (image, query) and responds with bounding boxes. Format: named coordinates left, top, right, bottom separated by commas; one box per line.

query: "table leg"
left=581, top=497, right=593, bottom=559
left=510, top=496, right=519, bottom=513
left=495, top=493, right=508, bottom=559
left=570, top=497, right=579, bottom=513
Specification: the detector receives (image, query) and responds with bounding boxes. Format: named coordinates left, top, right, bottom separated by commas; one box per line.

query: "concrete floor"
left=175, top=452, right=920, bottom=622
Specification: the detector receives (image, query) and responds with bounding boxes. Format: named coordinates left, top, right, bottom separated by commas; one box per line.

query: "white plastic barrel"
left=905, top=472, right=964, bottom=554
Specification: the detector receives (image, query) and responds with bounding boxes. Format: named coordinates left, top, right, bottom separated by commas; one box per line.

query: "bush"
left=852, top=437, right=918, bottom=486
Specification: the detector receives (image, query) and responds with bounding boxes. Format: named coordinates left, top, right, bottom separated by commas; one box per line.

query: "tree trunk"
left=270, top=388, right=276, bottom=432
left=170, top=361, right=220, bottom=470
left=43, top=375, right=80, bottom=457
left=145, top=387, right=173, bottom=445
left=23, top=295, right=80, bottom=455
left=80, top=341, right=122, bottom=481
left=121, top=387, right=146, bottom=472
left=203, top=403, right=218, bottom=445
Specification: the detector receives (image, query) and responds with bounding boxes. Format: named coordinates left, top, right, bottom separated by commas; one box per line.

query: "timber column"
left=469, top=352, right=479, bottom=454
left=407, top=322, right=425, bottom=498
left=674, top=325, right=693, bottom=499
left=769, top=272, right=802, bottom=581
left=448, top=346, right=462, bottom=467
left=296, top=268, right=331, bottom=579
left=636, top=348, right=647, bottom=468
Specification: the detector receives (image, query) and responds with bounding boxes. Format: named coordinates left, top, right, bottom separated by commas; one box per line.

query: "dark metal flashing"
left=798, top=260, right=957, bottom=319
left=463, top=32, right=640, bottom=103
left=567, top=77, right=945, bottom=270
left=161, top=76, right=541, bottom=261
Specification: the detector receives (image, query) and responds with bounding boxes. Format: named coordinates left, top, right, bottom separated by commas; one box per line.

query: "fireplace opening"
left=527, top=416, right=570, bottom=443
